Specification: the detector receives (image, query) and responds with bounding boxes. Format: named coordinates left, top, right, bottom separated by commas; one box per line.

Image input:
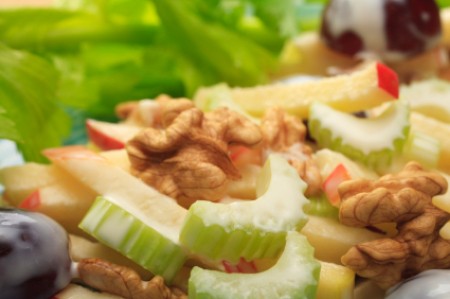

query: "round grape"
left=0, top=208, right=73, bottom=299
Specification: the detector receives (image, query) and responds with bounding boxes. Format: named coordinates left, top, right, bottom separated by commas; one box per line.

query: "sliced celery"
left=188, top=231, right=320, bottom=299
left=309, top=100, right=410, bottom=170
left=180, top=154, right=310, bottom=263
left=79, top=196, right=186, bottom=283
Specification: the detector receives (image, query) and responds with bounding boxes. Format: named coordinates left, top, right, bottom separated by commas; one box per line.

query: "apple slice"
left=313, top=149, right=379, bottom=181
left=18, top=179, right=96, bottom=236
left=196, top=62, right=399, bottom=119
left=43, top=146, right=188, bottom=282
left=99, top=149, right=131, bottom=172
left=188, top=231, right=320, bottom=299
left=300, top=215, right=384, bottom=265
left=180, top=154, right=310, bottom=263
left=86, top=119, right=142, bottom=150
left=322, top=164, right=352, bottom=207
left=0, top=163, right=59, bottom=205
left=317, top=261, right=355, bottom=299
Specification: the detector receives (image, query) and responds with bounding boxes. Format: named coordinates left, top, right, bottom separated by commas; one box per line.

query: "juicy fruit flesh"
left=223, top=62, right=398, bottom=118
left=188, top=231, right=320, bottom=299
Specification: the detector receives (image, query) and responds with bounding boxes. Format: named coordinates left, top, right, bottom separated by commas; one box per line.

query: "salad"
left=2, top=0, right=450, bottom=298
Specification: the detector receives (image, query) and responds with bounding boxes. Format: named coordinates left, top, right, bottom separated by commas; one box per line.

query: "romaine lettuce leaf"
left=0, top=45, right=71, bottom=162
left=0, top=0, right=328, bottom=161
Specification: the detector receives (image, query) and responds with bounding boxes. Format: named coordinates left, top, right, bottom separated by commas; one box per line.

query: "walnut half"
left=338, top=162, right=449, bottom=289
left=77, top=258, right=187, bottom=299
left=126, top=104, right=262, bottom=207
left=260, top=107, right=322, bottom=196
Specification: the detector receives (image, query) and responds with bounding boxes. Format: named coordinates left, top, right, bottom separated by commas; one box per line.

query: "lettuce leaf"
left=0, top=0, right=328, bottom=161
left=152, top=0, right=278, bottom=93
left=0, top=45, right=71, bottom=162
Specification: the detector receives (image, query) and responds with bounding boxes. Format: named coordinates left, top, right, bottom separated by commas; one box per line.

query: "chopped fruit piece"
left=322, top=164, right=351, bottom=207
left=80, top=196, right=186, bottom=283
left=410, top=112, right=450, bottom=173
left=98, top=149, right=131, bottom=172
left=313, top=149, right=379, bottom=181
left=0, top=162, right=97, bottom=236
left=18, top=190, right=40, bottom=210
left=196, top=62, right=399, bottom=119
left=401, top=78, right=450, bottom=123
left=317, top=262, right=355, bottom=299
left=194, top=83, right=260, bottom=124
left=309, top=100, right=410, bottom=170
left=180, top=154, right=310, bottom=263
left=300, top=216, right=384, bottom=265
left=376, top=63, right=399, bottom=98
left=44, top=146, right=188, bottom=282
left=0, top=163, right=60, bottom=205
left=86, top=119, right=141, bottom=151
left=226, top=164, right=261, bottom=200
left=188, top=231, right=320, bottom=299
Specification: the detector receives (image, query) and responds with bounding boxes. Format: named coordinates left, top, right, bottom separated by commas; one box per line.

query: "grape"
left=321, top=0, right=442, bottom=61
left=0, top=208, right=72, bottom=299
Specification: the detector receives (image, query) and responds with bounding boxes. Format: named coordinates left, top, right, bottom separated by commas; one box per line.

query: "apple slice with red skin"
left=17, top=173, right=97, bottom=236
left=86, top=119, right=142, bottom=150
left=214, top=61, right=399, bottom=118
left=322, top=163, right=351, bottom=207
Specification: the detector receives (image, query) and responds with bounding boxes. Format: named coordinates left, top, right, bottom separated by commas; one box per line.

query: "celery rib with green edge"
left=80, top=196, right=186, bottom=282
left=188, top=231, right=321, bottom=299
left=180, top=154, right=310, bottom=263
left=308, top=100, right=410, bottom=170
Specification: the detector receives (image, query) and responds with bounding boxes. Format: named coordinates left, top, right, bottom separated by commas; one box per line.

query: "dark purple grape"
left=0, top=208, right=72, bottom=299
left=321, top=0, right=442, bottom=61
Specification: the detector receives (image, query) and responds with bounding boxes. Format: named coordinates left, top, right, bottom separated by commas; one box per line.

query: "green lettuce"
left=0, top=0, right=326, bottom=161
left=0, top=45, right=71, bottom=162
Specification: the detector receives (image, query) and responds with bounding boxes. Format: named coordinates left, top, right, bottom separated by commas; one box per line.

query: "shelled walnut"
left=126, top=105, right=262, bottom=207
left=260, top=107, right=322, bottom=196
left=77, top=258, right=187, bottom=299
left=338, top=162, right=449, bottom=289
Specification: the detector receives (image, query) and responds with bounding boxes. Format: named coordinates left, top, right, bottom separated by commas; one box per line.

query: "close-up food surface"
left=2, top=0, right=450, bottom=298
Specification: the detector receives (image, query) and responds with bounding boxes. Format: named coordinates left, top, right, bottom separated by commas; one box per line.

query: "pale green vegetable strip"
left=188, top=231, right=320, bottom=299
